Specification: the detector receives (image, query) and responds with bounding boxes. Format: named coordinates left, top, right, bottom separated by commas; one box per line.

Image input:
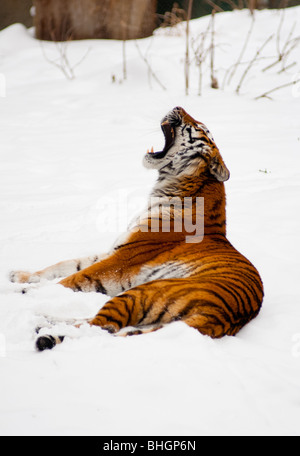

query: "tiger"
left=10, top=107, right=264, bottom=351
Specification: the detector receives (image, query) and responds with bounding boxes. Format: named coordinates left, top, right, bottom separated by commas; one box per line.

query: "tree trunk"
left=0, top=0, right=33, bottom=31
left=34, top=0, right=158, bottom=41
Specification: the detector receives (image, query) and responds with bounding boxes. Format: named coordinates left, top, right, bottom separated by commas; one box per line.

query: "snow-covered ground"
left=0, top=7, right=300, bottom=436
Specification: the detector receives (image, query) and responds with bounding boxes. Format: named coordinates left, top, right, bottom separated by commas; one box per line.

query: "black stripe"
left=137, top=286, right=165, bottom=324
left=188, top=152, right=209, bottom=163
left=180, top=299, right=228, bottom=330
left=105, top=304, right=127, bottom=320
left=98, top=313, right=123, bottom=330
left=217, top=280, right=247, bottom=316
left=115, top=240, right=174, bottom=252
left=179, top=295, right=233, bottom=324
left=184, top=282, right=236, bottom=323
left=128, top=247, right=165, bottom=262
left=217, top=271, right=261, bottom=313
left=151, top=309, right=168, bottom=325
left=209, top=213, right=222, bottom=221
left=83, top=274, right=106, bottom=293
left=176, top=299, right=201, bottom=319
left=115, top=296, right=135, bottom=327
left=211, top=199, right=223, bottom=212
left=208, top=281, right=244, bottom=317
left=124, top=300, right=132, bottom=326
left=199, top=311, right=227, bottom=336
left=137, top=294, right=150, bottom=324
left=224, top=267, right=263, bottom=306
left=193, top=274, right=250, bottom=315
left=197, top=299, right=234, bottom=324
left=199, top=135, right=210, bottom=144
left=117, top=294, right=136, bottom=325
left=205, top=221, right=226, bottom=229
left=95, top=279, right=107, bottom=295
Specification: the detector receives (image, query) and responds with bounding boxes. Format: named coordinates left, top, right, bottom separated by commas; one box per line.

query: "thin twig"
left=226, top=15, right=255, bottom=86
left=134, top=41, right=167, bottom=91
left=248, top=0, right=256, bottom=15
left=145, top=37, right=156, bottom=89
left=71, top=47, right=91, bottom=71
left=210, top=10, right=219, bottom=89
left=41, top=42, right=74, bottom=80
left=185, top=0, right=194, bottom=96
left=277, top=61, right=297, bottom=74
left=276, top=9, right=285, bottom=57
left=254, top=79, right=300, bottom=100
left=236, top=34, right=274, bottom=94
left=204, top=0, right=224, bottom=13
left=222, top=55, right=274, bottom=89
left=123, top=41, right=127, bottom=80
left=192, top=17, right=212, bottom=96
left=40, top=40, right=90, bottom=81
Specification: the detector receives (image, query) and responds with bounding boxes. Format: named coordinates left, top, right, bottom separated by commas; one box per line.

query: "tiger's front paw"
left=9, top=271, right=41, bottom=284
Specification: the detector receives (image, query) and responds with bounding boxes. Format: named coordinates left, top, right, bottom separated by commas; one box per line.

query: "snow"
left=0, top=7, right=300, bottom=436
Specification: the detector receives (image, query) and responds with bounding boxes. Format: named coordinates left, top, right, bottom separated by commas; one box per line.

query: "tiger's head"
left=144, top=107, right=230, bottom=183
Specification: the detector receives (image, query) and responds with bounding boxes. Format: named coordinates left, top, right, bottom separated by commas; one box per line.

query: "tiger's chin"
left=143, top=153, right=168, bottom=170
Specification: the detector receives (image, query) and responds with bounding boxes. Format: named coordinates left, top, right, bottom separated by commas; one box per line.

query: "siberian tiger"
left=10, top=107, right=264, bottom=351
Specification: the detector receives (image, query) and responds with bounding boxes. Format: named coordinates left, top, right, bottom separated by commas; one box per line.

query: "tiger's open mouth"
left=147, top=121, right=176, bottom=160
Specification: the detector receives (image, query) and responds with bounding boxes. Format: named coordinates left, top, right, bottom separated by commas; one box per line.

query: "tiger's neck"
left=151, top=174, right=227, bottom=237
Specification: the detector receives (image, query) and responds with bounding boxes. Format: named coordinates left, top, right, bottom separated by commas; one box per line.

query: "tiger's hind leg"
left=9, top=254, right=106, bottom=284
left=88, top=280, right=239, bottom=339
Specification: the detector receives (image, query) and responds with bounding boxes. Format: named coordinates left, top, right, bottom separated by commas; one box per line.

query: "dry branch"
left=40, top=40, right=90, bottom=80
left=204, top=0, right=224, bottom=13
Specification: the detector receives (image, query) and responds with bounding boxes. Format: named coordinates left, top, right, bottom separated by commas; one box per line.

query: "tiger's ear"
left=209, top=154, right=230, bottom=182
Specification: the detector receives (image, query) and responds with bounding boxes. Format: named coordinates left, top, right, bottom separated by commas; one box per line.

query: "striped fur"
left=11, top=107, right=264, bottom=347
